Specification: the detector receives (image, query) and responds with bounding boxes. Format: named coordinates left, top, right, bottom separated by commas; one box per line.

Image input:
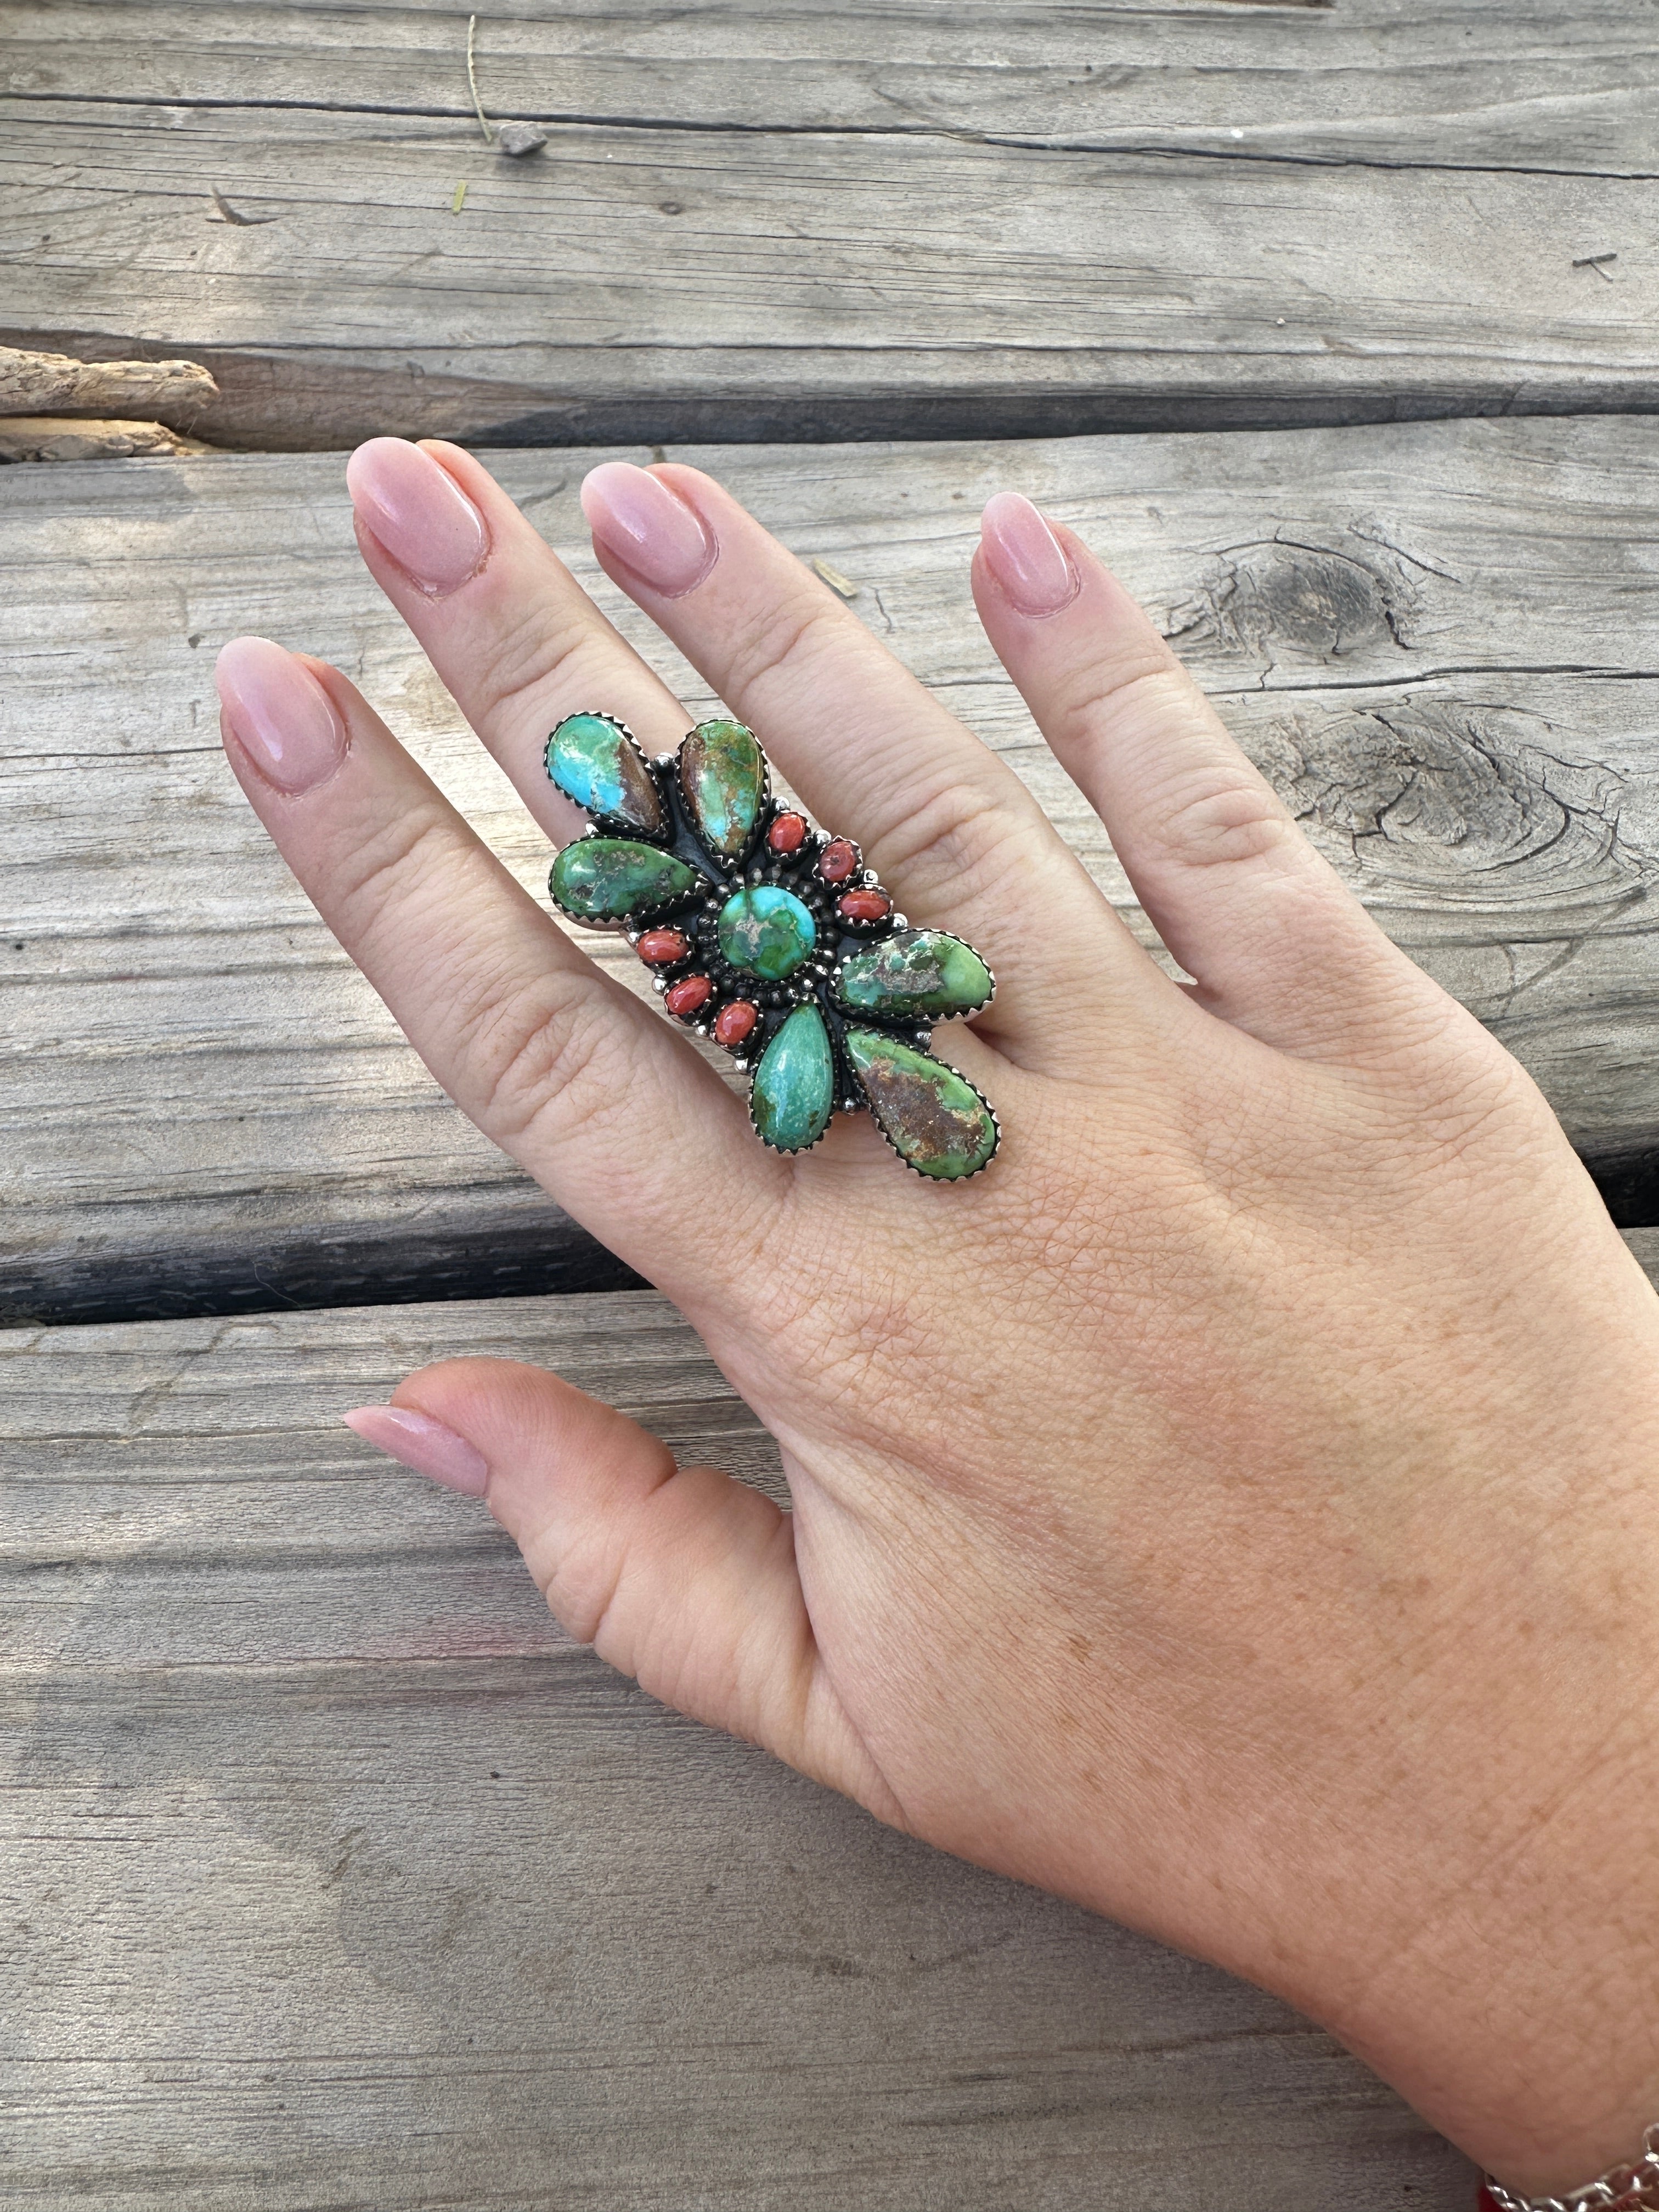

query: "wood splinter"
left=0, top=346, right=218, bottom=418
left=811, top=557, right=862, bottom=600
left=0, top=418, right=218, bottom=463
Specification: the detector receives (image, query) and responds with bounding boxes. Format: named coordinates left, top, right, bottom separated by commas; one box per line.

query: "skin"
left=218, top=445, right=1659, bottom=2196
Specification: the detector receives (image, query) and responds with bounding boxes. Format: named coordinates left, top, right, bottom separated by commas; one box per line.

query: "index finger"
left=215, top=635, right=788, bottom=1301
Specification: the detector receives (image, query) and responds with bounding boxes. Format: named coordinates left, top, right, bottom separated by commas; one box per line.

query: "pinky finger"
left=972, top=494, right=1429, bottom=1058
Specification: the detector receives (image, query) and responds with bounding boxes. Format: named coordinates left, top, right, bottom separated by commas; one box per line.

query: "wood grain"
left=0, top=1287, right=1489, bottom=2207
left=0, top=416, right=216, bottom=460
left=18, top=0, right=1658, bottom=168
left=6, top=416, right=1659, bottom=1323
left=5, top=0, right=1658, bottom=447
left=0, top=345, right=217, bottom=417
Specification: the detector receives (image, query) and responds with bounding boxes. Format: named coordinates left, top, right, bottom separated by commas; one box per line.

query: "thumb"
left=342, top=1357, right=892, bottom=1813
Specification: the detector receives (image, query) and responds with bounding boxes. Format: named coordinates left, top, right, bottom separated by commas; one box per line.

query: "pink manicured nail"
left=215, top=636, right=347, bottom=795
left=580, top=462, right=714, bottom=597
left=346, top=437, right=488, bottom=596
left=979, top=492, right=1079, bottom=618
left=341, top=1406, right=490, bottom=1496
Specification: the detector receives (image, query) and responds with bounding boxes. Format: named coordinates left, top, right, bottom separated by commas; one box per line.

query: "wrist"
left=1481, top=2125, right=1659, bottom=2209
left=1216, top=1498, right=1659, bottom=2197
left=1333, top=1701, right=1659, bottom=2195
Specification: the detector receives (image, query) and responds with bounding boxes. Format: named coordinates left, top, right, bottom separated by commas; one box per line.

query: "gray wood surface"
left=5, top=0, right=1658, bottom=447
left=7, top=415, right=1659, bottom=1324
left=0, top=1282, right=1524, bottom=2207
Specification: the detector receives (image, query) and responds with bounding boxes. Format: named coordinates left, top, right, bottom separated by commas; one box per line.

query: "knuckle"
left=334, top=805, right=459, bottom=930
left=464, top=974, right=623, bottom=1147
left=469, top=597, right=616, bottom=736
left=1052, top=657, right=1190, bottom=754
left=1159, top=771, right=1300, bottom=871
left=870, top=776, right=1037, bottom=910
left=543, top=1523, right=630, bottom=1647
left=715, top=593, right=846, bottom=714
left=1399, top=1018, right=1550, bottom=1161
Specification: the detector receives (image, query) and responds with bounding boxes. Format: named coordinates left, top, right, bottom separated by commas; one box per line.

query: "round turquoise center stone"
left=717, top=886, right=816, bottom=980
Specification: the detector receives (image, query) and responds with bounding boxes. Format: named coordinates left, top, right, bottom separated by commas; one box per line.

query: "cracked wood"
left=3, top=417, right=1659, bottom=1324
left=4, top=0, right=1658, bottom=445
left=0, top=344, right=218, bottom=416
left=0, top=1286, right=1491, bottom=2206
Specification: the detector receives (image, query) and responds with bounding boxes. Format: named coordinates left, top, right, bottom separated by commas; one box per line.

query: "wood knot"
left=1167, top=531, right=1418, bottom=663
left=1251, top=702, right=1652, bottom=922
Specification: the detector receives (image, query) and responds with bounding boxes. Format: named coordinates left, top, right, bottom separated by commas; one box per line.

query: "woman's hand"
left=216, top=440, right=1659, bottom=2197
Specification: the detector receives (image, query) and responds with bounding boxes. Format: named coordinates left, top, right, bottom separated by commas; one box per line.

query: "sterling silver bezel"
left=542, top=710, right=1003, bottom=1178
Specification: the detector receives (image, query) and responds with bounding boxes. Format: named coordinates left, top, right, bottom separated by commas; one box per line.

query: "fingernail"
left=580, top=462, right=713, bottom=597
left=215, top=636, right=347, bottom=795
left=979, top=492, right=1079, bottom=618
left=346, top=437, right=488, bottom=596
left=341, top=1406, right=490, bottom=1497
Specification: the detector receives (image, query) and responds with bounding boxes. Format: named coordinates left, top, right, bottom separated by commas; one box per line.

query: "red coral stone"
left=767, top=812, right=808, bottom=854
left=713, top=999, right=759, bottom=1047
left=837, top=888, right=891, bottom=924
left=636, top=927, right=690, bottom=966
left=664, top=974, right=713, bottom=1018
left=817, top=838, right=859, bottom=884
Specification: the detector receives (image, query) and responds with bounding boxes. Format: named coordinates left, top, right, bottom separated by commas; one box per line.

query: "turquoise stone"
left=845, top=1029, right=998, bottom=1180
left=546, top=713, right=666, bottom=837
left=550, top=838, right=697, bottom=922
left=717, top=886, right=816, bottom=980
left=750, top=1006, right=834, bottom=1153
left=837, top=930, right=993, bottom=1019
left=679, top=719, right=764, bottom=859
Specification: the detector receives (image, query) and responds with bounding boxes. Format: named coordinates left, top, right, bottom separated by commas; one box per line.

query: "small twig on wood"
left=466, top=15, right=496, bottom=145
left=810, top=556, right=861, bottom=600
left=1573, top=251, right=1618, bottom=281
left=208, top=186, right=278, bottom=227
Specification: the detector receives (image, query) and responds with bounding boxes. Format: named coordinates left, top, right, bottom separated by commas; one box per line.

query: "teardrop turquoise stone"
left=717, top=886, right=816, bottom=980
left=750, top=1005, right=834, bottom=1153
left=845, top=1029, right=998, bottom=1180
left=679, top=719, right=764, bottom=859
left=550, top=838, right=697, bottom=922
left=837, top=930, right=993, bottom=1019
left=546, top=713, right=666, bottom=837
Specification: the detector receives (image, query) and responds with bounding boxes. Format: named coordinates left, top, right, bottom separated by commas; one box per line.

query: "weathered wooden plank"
left=0, top=1288, right=1490, bottom=2205
left=4, top=0, right=1657, bottom=447
left=17, top=0, right=1658, bottom=170
left=5, top=416, right=1658, bottom=1326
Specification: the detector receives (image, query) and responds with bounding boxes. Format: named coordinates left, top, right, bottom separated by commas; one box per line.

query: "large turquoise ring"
left=544, top=711, right=1000, bottom=1181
